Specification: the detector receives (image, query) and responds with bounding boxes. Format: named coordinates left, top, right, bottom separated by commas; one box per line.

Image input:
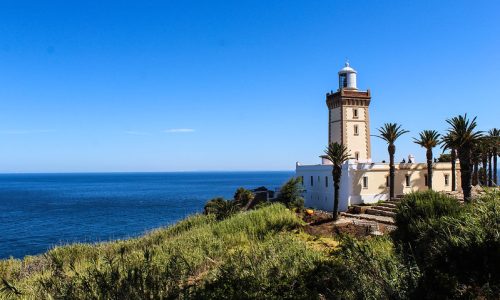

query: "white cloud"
left=165, top=128, right=195, bottom=133
left=0, top=129, right=54, bottom=135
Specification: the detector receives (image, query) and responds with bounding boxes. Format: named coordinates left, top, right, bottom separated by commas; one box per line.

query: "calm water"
left=0, top=172, right=293, bottom=259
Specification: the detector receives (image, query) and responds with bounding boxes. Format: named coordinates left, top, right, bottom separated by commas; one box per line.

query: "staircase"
left=341, top=195, right=403, bottom=225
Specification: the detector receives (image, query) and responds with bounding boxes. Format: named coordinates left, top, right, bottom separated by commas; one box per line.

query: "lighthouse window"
left=405, top=175, right=411, bottom=187
left=339, top=73, right=347, bottom=88
left=325, top=176, right=328, bottom=187
left=362, top=176, right=368, bottom=188
left=355, top=152, right=359, bottom=161
left=353, top=108, right=358, bottom=118
left=354, top=125, right=359, bottom=135
left=310, top=176, right=313, bottom=186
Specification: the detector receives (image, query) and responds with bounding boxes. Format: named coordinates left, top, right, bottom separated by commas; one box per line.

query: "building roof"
left=338, top=62, right=357, bottom=74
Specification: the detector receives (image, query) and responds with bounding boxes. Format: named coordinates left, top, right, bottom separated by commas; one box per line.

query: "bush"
left=276, top=177, right=304, bottom=210
left=204, top=197, right=240, bottom=220
left=392, top=190, right=461, bottom=249
left=393, top=190, right=500, bottom=298
left=233, top=187, right=255, bottom=208
left=316, top=236, right=418, bottom=300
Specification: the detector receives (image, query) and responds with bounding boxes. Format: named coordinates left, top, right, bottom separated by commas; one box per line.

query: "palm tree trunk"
left=426, top=148, right=433, bottom=190
left=332, top=167, right=341, bottom=221
left=488, top=151, right=493, bottom=187
left=451, top=149, right=456, bottom=191
left=389, top=144, right=396, bottom=199
left=482, top=155, right=488, bottom=186
left=472, top=161, right=479, bottom=186
left=494, top=148, right=498, bottom=186
left=458, top=148, right=472, bottom=202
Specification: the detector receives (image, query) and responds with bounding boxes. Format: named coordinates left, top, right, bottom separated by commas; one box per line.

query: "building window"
left=424, top=174, right=428, bottom=186
left=362, top=176, right=368, bottom=188
left=355, top=152, right=360, bottom=161
left=300, top=176, right=304, bottom=186
left=325, top=176, right=328, bottom=187
left=353, top=108, right=358, bottom=118
left=386, top=176, right=389, bottom=187
left=354, top=125, right=359, bottom=135
left=318, top=176, right=320, bottom=184
left=310, top=176, right=313, bottom=186
left=405, top=175, right=411, bottom=187
left=339, top=73, right=347, bottom=88
left=444, top=174, right=449, bottom=186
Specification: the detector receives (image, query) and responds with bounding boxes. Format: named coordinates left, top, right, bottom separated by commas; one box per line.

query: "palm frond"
left=324, top=142, right=350, bottom=166
left=375, top=123, right=409, bottom=144
left=413, top=130, right=440, bottom=149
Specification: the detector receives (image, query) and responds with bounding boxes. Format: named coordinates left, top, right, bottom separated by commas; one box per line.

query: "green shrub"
left=233, top=187, right=255, bottom=208
left=392, top=190, right=461, bottom=249
left=194, top=235, right=325, bottom=299
left=393, top=190, right=500, bottom=298
left=203, top=197, right=240, bottom=220
left=276, top=177, right=304, bottom=210
left=316, top=236, right=418, bottom=300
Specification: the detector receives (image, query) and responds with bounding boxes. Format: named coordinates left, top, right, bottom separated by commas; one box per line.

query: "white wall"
left=295, top=163, right=350, bottom=212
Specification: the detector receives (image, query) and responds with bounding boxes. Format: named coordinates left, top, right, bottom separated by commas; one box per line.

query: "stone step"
left=378, top=202, right=397, bottom=208
left=340, top=212, right=395, bottom=225
left=373, top=205, right=396, bottom=212
left=365, top=208, right=396, bottom=218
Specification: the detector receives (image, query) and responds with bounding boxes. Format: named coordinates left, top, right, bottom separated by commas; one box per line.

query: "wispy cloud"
left=124, top=130, right=151, bottom=136
left=165, top=128, right=195, bottom=133
left=0, top=129, right=55, bottom=135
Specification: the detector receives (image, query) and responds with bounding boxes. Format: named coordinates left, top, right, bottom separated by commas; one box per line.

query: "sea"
left=0, top=171, right=293, bottom=259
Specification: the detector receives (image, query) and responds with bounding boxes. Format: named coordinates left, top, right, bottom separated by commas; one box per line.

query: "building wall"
left=329, top=107, right=342, bottom=145
left=296, top=161, right=461, bottom=211
left=295, top=163, right=351, bottom=212
left=344, top=106, right=370, bottom=161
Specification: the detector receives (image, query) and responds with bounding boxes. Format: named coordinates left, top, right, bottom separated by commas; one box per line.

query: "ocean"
left=0, top=171, right=293, bottom=259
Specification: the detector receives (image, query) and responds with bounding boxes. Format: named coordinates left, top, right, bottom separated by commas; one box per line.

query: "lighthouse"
left=326, top=62, right=372, bottom=162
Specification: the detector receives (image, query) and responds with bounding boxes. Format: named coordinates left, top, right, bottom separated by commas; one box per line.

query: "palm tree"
left=488, top=144, right=493, bottom=187
left=441, top=133, right=458, bottom=191
left=471, top=143, right=481, bottom=186
left=445, top=114, right=483, bottom=202
left=324, top=142, right=350, bottom=221
left=413, top=130, right=440, bottom=190
left=375, top=123, right=409, bottom=199
left=489, top=128, right=500, bottom=186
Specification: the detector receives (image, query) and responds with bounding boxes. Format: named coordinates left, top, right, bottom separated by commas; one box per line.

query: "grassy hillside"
left=1, top=190, right=498, bottom=299
left=0, top=204, right=329, bottom=299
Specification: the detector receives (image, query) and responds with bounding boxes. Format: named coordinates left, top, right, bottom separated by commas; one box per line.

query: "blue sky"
left=0, top=1, right=499, bottom=172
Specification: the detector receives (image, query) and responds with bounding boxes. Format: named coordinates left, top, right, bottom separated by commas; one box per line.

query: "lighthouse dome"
left=338, top=61, right=357, bottom=90
left=338, top=62, right=357, bottom=74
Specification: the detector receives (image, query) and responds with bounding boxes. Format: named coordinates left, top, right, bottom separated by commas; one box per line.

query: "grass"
left=0, top=204, right=322, bottom=299
left=1, top=191, right=498, bottom=299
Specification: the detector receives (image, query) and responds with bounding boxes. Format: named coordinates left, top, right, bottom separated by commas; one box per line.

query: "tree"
left=445, top=114, right=483, bottom=202
left=441, top=133, right=458, bottom=191
left=233, top=187, right=254, bottom=208
left=489, top=128, right=500, bottom=186
left=204, top=197, right=239, bottom=220
left=323, top=142, right=351, bottom=221
left=375, top=123, right=409, bottom=199
left=276, top=177, right=304, bottom=210
left=413, top=130, right=440, bottom=190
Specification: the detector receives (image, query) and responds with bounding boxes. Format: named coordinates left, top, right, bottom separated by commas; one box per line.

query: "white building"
left=296, top=62, right=459, bottom=212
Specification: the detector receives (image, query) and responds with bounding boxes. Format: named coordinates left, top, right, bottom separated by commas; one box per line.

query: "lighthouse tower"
left=326, top=62, right=372, bottom=162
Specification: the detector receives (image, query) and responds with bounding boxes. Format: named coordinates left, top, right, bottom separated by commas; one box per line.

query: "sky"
left=0, top=0, right=499, bottom=172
